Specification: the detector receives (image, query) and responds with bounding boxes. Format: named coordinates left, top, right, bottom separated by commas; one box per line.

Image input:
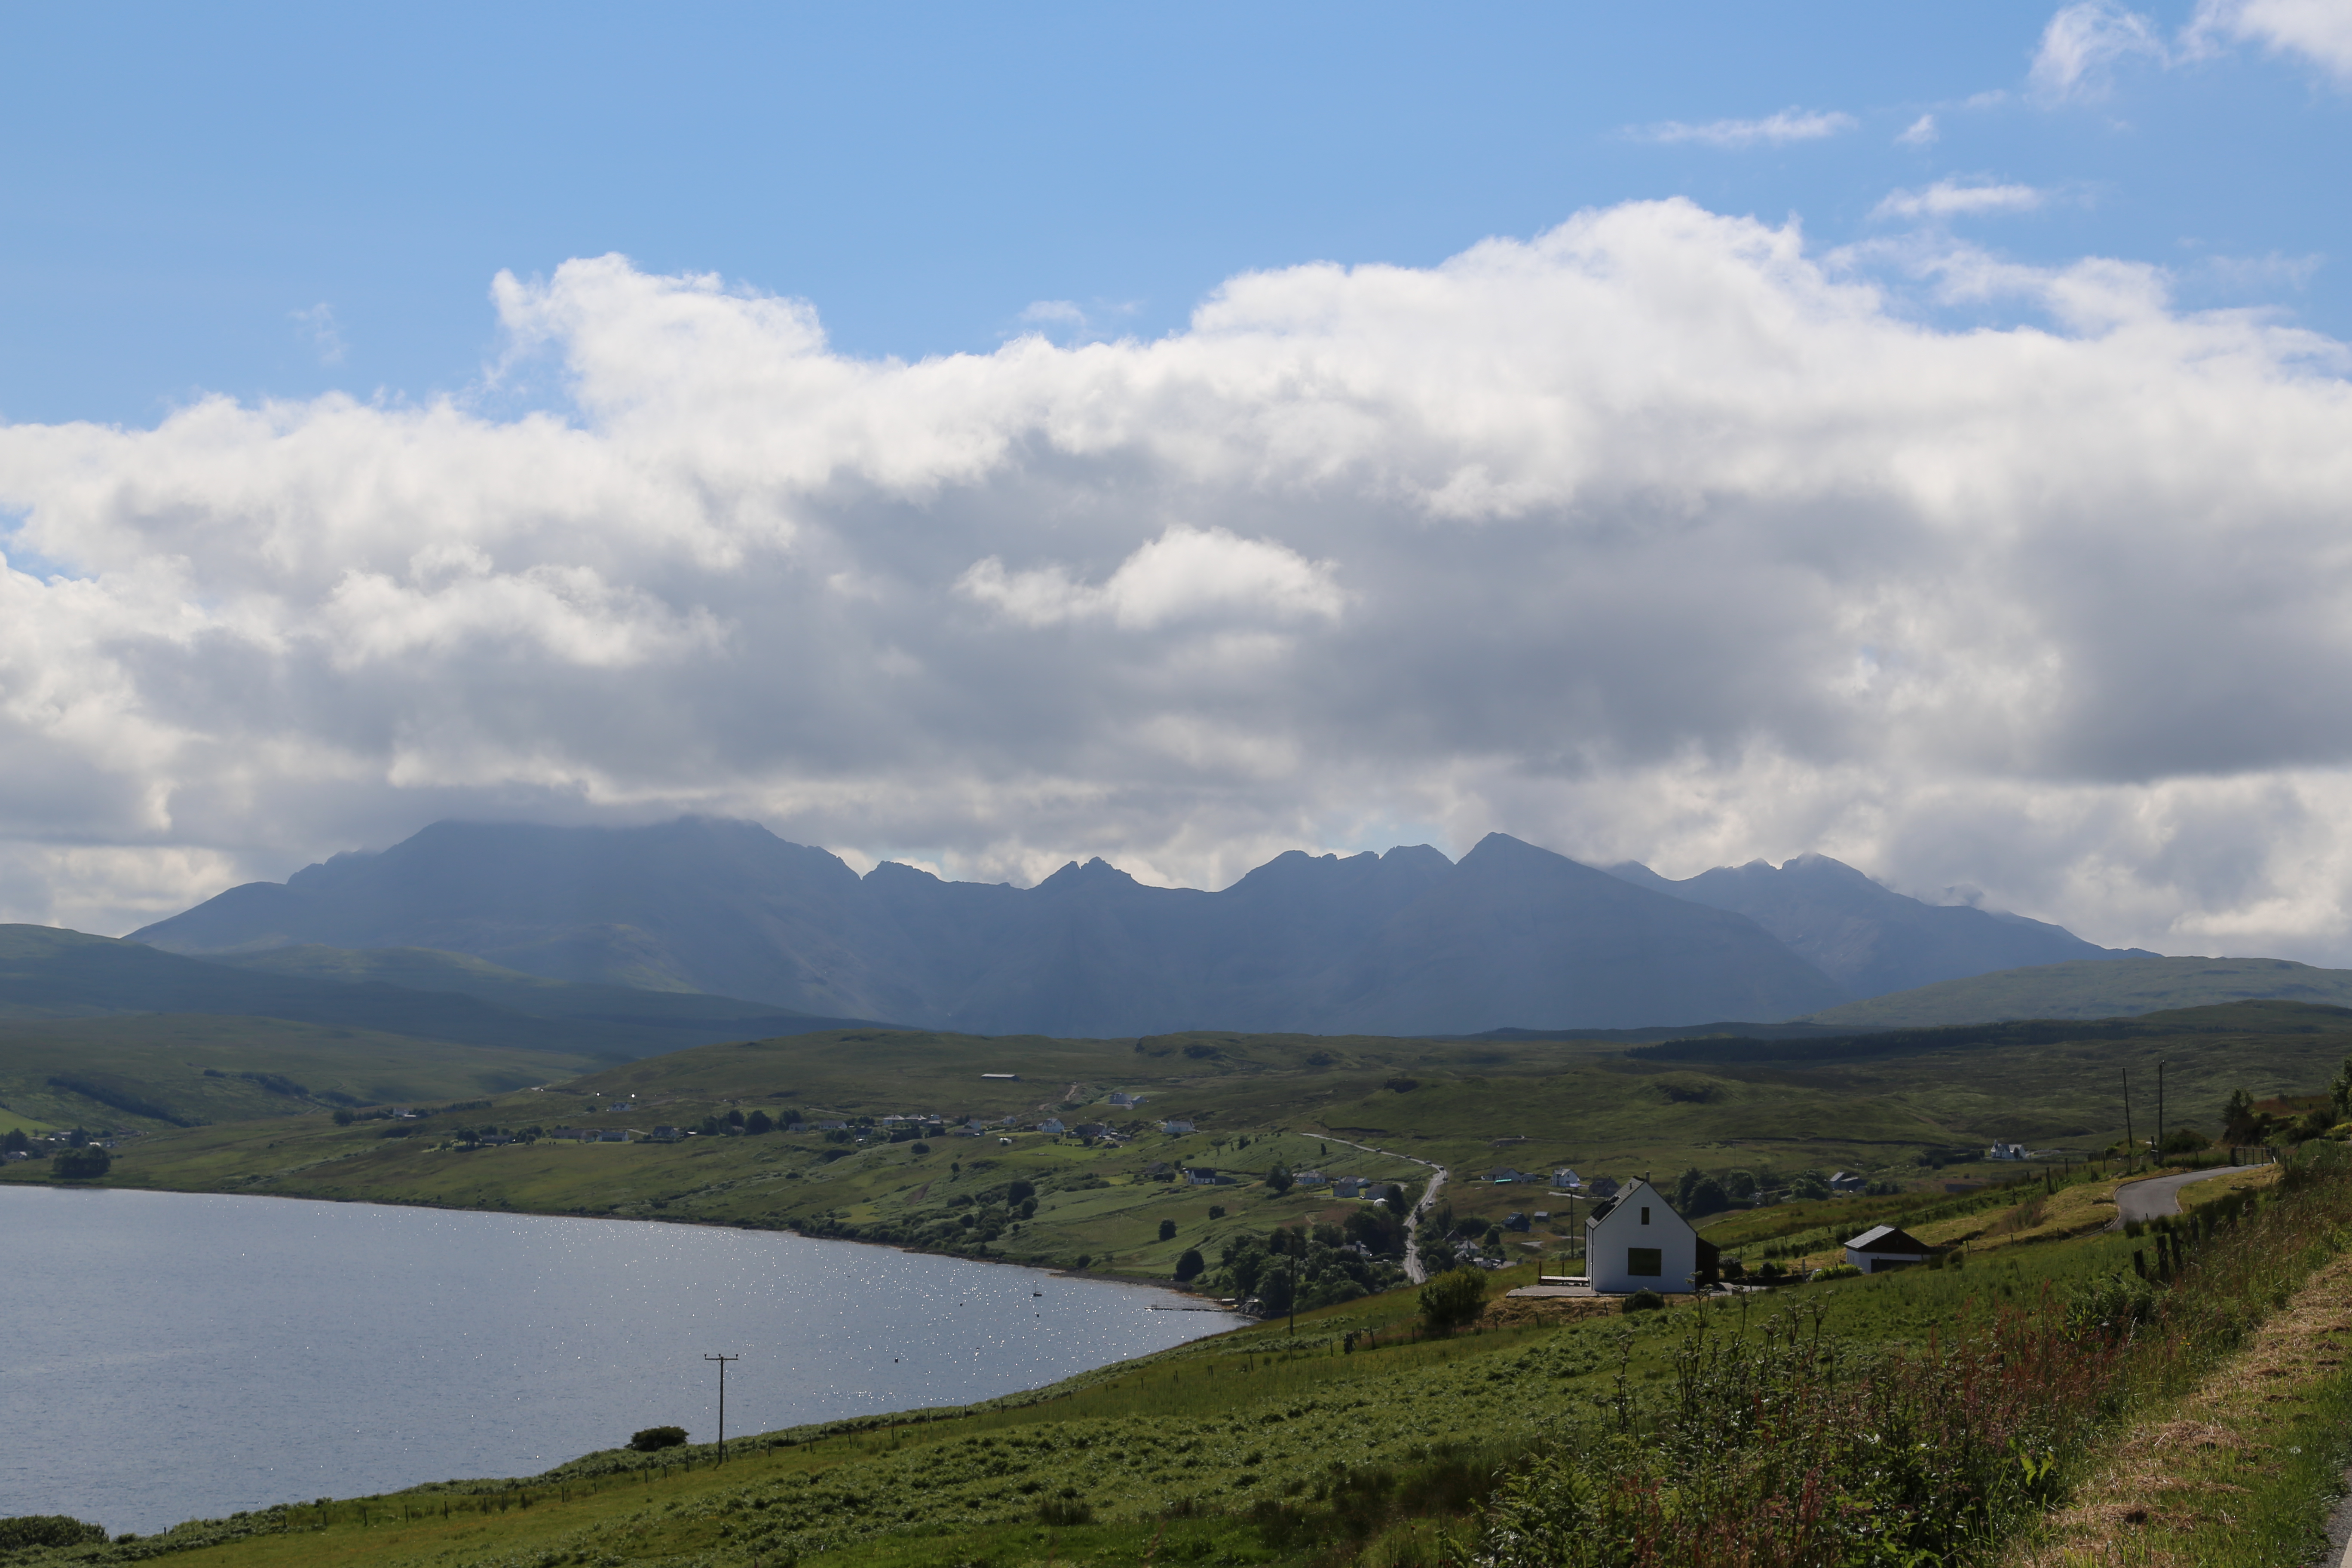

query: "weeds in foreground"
left=1464, top=1144, right=2352, bottom=1568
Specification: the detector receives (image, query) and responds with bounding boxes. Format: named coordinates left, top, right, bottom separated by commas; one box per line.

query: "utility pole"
left=704, top=1354, right=739, bottom=1465
left=2157, top=1062, right=2167, bottom=1164
left=1288, top=1253, right=1298, bottom=1336
left=2123, top=1068, right=2135, bottom=1170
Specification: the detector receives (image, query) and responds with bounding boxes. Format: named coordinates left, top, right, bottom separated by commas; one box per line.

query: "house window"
left=1640, top=1207, right=1650, bottom=1224
left=1627, top=1247, right=1662, bottom=1277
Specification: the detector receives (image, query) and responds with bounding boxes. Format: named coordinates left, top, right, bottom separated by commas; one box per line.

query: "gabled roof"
left=1844, top=1224, right=1930, bottom=1253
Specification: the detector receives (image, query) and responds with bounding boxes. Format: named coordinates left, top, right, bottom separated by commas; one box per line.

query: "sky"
left=1, top=0, right=2350, bottom=959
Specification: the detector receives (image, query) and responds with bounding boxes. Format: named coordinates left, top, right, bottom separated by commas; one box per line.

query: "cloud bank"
left=2, top=198, right=2351, bottom=962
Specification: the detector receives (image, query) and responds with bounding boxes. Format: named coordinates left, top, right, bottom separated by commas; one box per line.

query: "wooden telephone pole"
left=704, top=1354, right=739, bottom=1465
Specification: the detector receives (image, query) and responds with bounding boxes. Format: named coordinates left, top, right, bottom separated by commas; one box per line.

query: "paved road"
left=2110, top=1164, right=2266, bottom=1228
left=1317, top=1134, right=1447, bottom=1283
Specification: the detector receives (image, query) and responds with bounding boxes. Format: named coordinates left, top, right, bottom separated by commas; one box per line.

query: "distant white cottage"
left=1584, top=1178, right=1713, bottom=1294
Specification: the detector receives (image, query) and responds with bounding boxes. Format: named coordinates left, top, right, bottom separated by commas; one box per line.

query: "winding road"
left=1315, top=1133, right=1448, bottom=1283
left=2109, top=1164, right=2267, bottom=1228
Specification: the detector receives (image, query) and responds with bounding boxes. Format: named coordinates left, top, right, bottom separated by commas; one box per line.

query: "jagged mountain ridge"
left=1603, top=852, right=2149, bottom=998
left=132, top=818, right=1871, bottom=1035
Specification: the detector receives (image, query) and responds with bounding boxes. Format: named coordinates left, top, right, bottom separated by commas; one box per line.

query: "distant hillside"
left=0, top=1013, right=600, bottom=1132
left=0, top=925, right=863, bottom=1060
left=1606, top=853, right=2144, bottom=998
left=131, top=819, right=1850, bottom=1035
left=1801, top=956, right=2352, bottom=1029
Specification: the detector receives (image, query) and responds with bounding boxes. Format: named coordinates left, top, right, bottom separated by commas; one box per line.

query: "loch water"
left=0, top=1185, right=1234, bottom=1535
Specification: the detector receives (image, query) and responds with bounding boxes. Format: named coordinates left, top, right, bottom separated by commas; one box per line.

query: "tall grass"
left=1460, top=1144, right=2352, bottom=1568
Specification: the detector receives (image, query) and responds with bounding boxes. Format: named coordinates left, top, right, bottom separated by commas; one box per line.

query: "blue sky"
left=2, top=1, right=2351, bottom=962
left=3, top=1, right=2343, bottom=426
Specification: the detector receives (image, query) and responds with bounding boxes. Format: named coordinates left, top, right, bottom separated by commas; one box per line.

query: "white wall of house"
left=1585, top=1179, right=1698, bottom=1293
left=1844, top=1246, right=1926, bottom=1274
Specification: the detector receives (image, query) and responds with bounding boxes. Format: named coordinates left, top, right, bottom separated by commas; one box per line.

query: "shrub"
left=1005, top=1179, right=1036, bottom=1204
left=1208, top=1204, right=1226, bottom=1219
left=910, top=1141, right=931, bottom=1155
left=628, top=1426, right=688, bottom=1452
left=1620, top=1289, right=1665, bottom=1314
left=1175, top=1247, right=1206, bottom=1282
left=745, top=1110, right=773, bottom=1135
left=0, top=1516, right=108, bottom=1550
left=50, top=1146, right=110, bottom=1180
left=1158, top=1219, right=1178, bottom=1241
left=1419, top=1266, right=1488, bottom=1333
left=1265, top=1164, right=1294, bottom=1194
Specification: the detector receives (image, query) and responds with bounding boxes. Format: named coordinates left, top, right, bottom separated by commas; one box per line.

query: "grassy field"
left=1805, top=956, right=2352, bottom=1027
left=0, top=1014, right=598, bottom=1133
left=13, top=1004, right=2352, bottom=1564
left=16, top=1164, right=2337, bottom=1568
left=18, top=1001, right=2352, bottom=1283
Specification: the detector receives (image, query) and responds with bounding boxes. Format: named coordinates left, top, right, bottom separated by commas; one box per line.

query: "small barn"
left=1843, top=1224, right=1933, bottom=1274
left=1585, top=1178, right=1704, bottom=1294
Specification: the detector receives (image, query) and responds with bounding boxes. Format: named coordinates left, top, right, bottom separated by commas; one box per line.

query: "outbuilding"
left=1584, top=1178, right=1706, bottom=1294
left=1842, top=1225, right=1933, bottom=1274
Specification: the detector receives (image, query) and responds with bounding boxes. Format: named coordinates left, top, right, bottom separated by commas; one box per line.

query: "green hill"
left=1800, top=956, right=2352, bottom=1029
left=0, top=925, right=866, bottom=1060
left=0, top=1013, right=600, bottom=1131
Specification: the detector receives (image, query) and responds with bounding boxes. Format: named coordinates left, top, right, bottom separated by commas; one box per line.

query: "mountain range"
left=129, top=817, right=2148, bottom=1036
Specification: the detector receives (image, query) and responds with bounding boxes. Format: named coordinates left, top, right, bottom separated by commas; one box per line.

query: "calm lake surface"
left=0, top=1186, right=1234, bottom=1535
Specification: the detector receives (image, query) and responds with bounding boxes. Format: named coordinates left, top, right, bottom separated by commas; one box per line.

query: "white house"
left=1828, top=1171, right=1866, bottom=1194
left=1987, top=1141, right=2027, bottom=1161
left=1162, top=1120, right=1196, bottom=1135
left=1842, top=1225, right=1932, bottom=1274
left=1584, top=1178, right=1703, bottom=1294
left=1037, top=1118, right=1066, bottom=1135
left=1551, top=1168, right=1580, bottom=1191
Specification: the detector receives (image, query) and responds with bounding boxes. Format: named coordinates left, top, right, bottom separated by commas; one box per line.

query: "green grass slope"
left=0, top=925, right=856, bottom=1060
left=1802, top=955, right=2352, bottom=1028
left=3, top=1225, right=2168, bottom=1568
left=0, top=1014, right=599, bottom=1131
left=45, top=1004, right=2352, bottom=1276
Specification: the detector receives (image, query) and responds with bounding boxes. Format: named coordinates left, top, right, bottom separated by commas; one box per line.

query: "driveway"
left=2110, top=1164, right=2266, bottom=1228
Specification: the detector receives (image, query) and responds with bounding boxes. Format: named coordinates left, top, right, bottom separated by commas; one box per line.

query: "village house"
left=1488, top=1167, right=1525, bottom=1183
left=1292, top=1169, right=1327, bottom=1186
left=1987, top=1141, right=2028, bottom=1161
left=1332, top=1175, right=1373, bottom=1198
left=1842, top=1224, right=1934, bottom=1274
left=1585, top=1175, right=1621, bottom=1199
left=1551, top=1168, right=1580, bottom=1191
left=1188, top=1167, right=1233, bottom=1186
left=1037, top=1118, right=1066, bottom=1136
left=1161, top=1119, right=1196, bottom=1135
left=1828, top=1171, right=1866, bottom=1194
left=1108, top=1092, right=1142, bottom=1108
left=1584, top=1177, right=1716, bottom=1294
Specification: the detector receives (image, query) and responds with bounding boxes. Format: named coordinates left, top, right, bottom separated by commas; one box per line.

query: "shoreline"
left=3, top=1172, right=1224, bottom=1300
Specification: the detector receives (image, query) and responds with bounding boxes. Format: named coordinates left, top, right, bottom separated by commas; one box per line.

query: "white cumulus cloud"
left=2190, top=0, right=2352, bottom=80
left=0, top=201, right=2350, bottom=962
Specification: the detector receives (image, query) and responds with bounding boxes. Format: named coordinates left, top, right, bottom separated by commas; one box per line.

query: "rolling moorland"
left=15, top=974, right=2352, bottom=1564
left=12, top=1000, right=2352, bottom=1283
left=10, top=1136, right=2352, bottom=1568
